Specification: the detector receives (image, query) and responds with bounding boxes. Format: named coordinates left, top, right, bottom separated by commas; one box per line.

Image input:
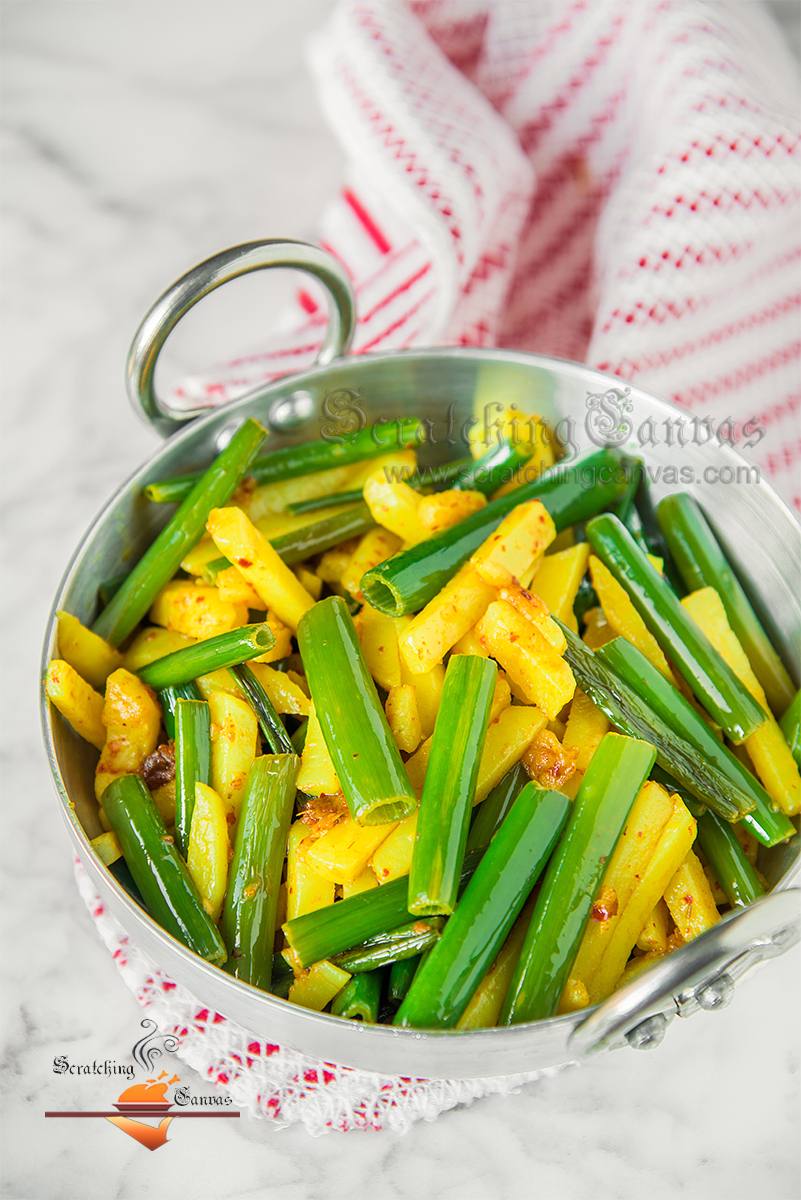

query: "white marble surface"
left=2, top=3, right=799, bottom=1198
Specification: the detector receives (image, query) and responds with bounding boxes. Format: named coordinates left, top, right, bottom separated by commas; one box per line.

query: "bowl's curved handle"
left=126, top=239, right=357, bottom=437
left=568, top=887, right=800, bottom=1057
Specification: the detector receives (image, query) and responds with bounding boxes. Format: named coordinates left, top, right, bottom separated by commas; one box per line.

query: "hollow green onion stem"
left=501, top=733, right=656, bottom=1024
left=102, top=774, right=226, bottom=965
left=174, top=698, right=211, bottom=857
left=137, top=623, right=275, bottom=691
left=145, top=420, right=424, bottom=504
left=230, top=664, right=293, bottom=754
left=396, top=783, right=570, bottom=1029
left=360, top=448, right=628, bottom=618
left=93, top=417, right=267, bottom=645
left=220, top=755, right=300, bottom=991
left=586, top=513, right=766, bottom=742
left=656, top=492, right=796, bottom=717
left=408, top=655, right=497, bottom=915
left=298, top=596, right=416, bottom=826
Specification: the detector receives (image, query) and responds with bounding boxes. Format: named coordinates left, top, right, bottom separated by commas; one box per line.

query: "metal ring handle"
left=568, top=887, right=800, bottom=1058
left=126, top=239, right=357, bottom=437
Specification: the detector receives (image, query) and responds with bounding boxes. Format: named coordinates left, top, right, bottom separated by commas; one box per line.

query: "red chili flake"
left=237, top=557, right=253, bottom=568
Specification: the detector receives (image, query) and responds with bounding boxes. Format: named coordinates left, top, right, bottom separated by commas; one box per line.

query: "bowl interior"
left=42, top=348, right=801, bottom=1077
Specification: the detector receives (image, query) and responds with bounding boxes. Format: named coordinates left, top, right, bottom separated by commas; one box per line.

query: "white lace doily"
left=75, top=861, right=573, bottom=1135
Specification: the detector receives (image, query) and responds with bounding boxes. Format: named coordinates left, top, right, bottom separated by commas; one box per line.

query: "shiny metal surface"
left=42, top=247, right=801, bottom=1080
left=126, top=239, right=356, bottom=436
left=569, top=889, right=800, bottom=1057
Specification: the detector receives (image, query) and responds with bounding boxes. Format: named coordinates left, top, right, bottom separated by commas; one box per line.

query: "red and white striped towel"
left=172, top=0, right=800, bottom=510
left=108, top=1, right=799, bottom=1131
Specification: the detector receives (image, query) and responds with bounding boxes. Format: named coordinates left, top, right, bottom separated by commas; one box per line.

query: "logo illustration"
left=46, top=1020, right=238, bottom=1149
left=584, top=387, right=633, bottom=447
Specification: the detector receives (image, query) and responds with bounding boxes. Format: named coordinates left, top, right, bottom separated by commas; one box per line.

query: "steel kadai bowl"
left=41, top=241, right=801, bottom=1079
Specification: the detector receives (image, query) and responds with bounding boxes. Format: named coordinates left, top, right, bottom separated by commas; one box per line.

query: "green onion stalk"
left=596, top=637, right=794, bottom=847
left=360, top=447, right=629, bottom=618
left=331, top=971, right=383, bottom=1023
left=102, top=774, right=226, bottom=964
left=396, top=783, right=570, bottom=1029
left=388, top=955, right=422, bottom=1005
left=174, top=698, right=211, bottom=857
left=297, top=596, right=416, bottom=826
left=408, top=654, right=497, bottom=915
left=93, top=417, right=267, bottom=645
left=157, top=680, right=203, bottom=741
left=780, top=690, right=801, bottom=768
left=586, top=514, right=766, bottom=742
left=332, top=918, right=445, bottom=973
left=283, top=850, right=484, bottom=969
left=144, top=420, right=424, bottom=505
left=656, top=492, right=796, bottom=717
left=287, top=456, right=474, bottom=515
left=695, top=811, right=765, bottom=909
left=501, top=733, right=657, bottom=1024
left=466, top=763, right=530, bottom=855
left=137, top=623, right=275, bottom=691
left=230, top=664, right=294, bottom=754
left=559, top=621, right=751, bottom=824
left=220, top=755, right=300, bottom=992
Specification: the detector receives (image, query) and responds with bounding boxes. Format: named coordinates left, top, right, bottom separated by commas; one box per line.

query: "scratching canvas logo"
left=46, top=1020, right=238, bottom=1149
left=584, top=386, right=634, bottom=447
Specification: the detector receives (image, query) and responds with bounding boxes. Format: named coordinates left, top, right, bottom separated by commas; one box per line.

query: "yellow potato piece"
left=470, top=500, right=556, bottom=588
left=94, top=669, right=161, bottom=800
left=297, top=703, right=342, bottom=796
left=317, top=540, right=360, bottom=585
left=562, top=688, right=610, bottom=774
left=246, top=462, right=359, bottom=519
left=207, top=690, right=258, bottom=827
left=293, top=565, right=323, bottom=601
left=122, top=627, right=196, bottom=673
left=587, top=795, right=697, bottom=1004
left=45, top=660, right=106, bottom=751
left=683, top=587, right=800, bottom=815
left=90, top=831, right=122, bottom=867
left=417, top=489, right=486, bottom=534
left=399, top=649, right=444, bottom=738
left=56, top=611, right=122, bottom=692
left=385, top=684, right=422, bottom=754
left=529, top=543, right=590, bottom=633
left=371, top=811, right=418, bottom=884
left=635, top=898, right=671, bottom=955
left=215, top=565, right=266, bottom=610
left=590, top=555, right=672, bottom=680
left=207, top=506, right=315, bottom=632
left=568, top=781, right=675, bottom=996
left=475, top=600, right=575, bottom=719
left=358, top=602, right=403, bottom=690
left=362, top=471, right=428, bottom=545
left=304, top=814, right=398, bottom=884
left=342, top=867, right=378, bottom=899
left=287, top=960, right=351, bottom=1012
left=342, top=528, right=403, bottom=603
left=286, top=821, right=336, bottom=921
left=181, top=534, right=224, bottom=576
left=496, top=582, right=566, bottom=652
left=663, top=851, right=720, bottom=941
left=400, top=563, right=495, bottom=676
left=249, top=662, right=310, bottom=717
left=150, top=579, right=248, bottom=639
left=187, top=782, right=231, bottom=921
left=457, top=895, right=538, bottom=1029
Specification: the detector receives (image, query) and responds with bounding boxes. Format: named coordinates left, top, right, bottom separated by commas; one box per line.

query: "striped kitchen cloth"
left=171, top=0, right=800, bottom=508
